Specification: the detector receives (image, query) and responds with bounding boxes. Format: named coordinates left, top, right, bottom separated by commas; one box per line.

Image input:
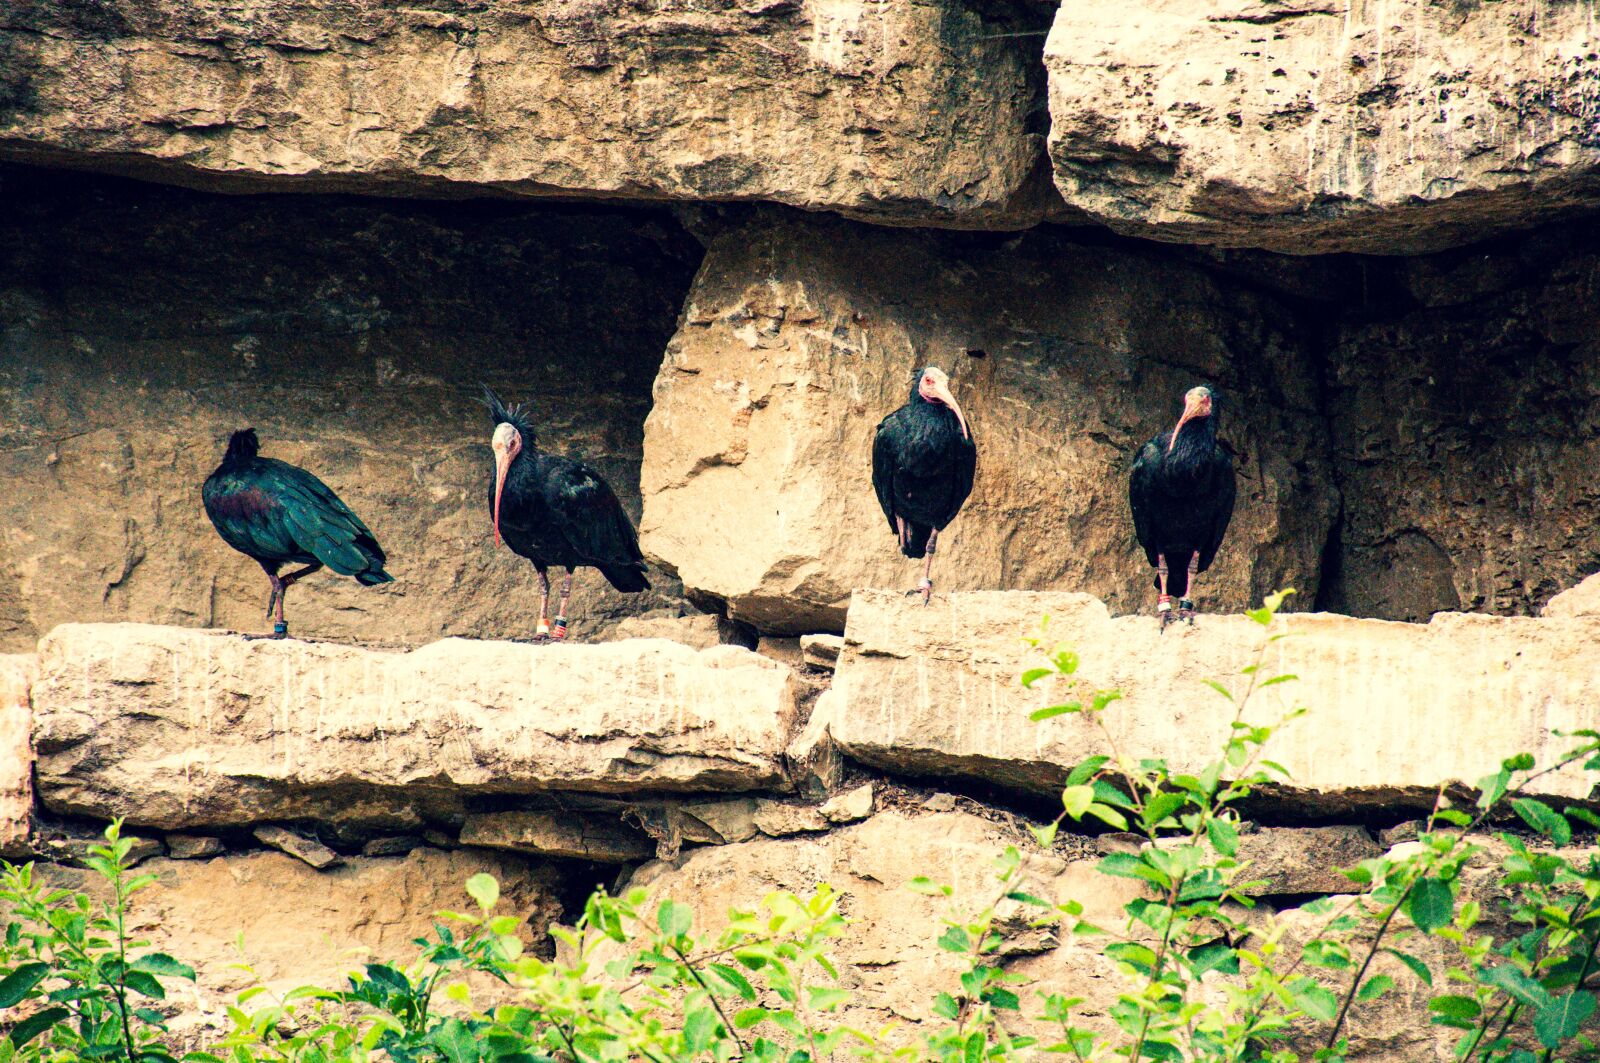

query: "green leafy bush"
left=3, top=592, right=1598, bottom=1062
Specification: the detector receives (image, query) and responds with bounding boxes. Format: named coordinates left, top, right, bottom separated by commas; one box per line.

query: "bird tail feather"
left=901, top=523, right=933, bottom=559
left=599, top=563, right=650, bottom=593
left=357, top=568, right=395, bottom=586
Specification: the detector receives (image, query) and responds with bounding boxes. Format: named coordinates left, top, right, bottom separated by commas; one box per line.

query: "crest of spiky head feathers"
left=223, top=428, right=260, bottom=463
left=480, top=385, right=538, bottom=447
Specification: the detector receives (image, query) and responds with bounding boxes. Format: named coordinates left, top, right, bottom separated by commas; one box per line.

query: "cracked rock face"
left=1044, top=0, right=1600, bottom=253
left=829, top=589, right=1600, bottom=809
left=0, top=0, right=1055, bottom=228
left=31, top=624, right=802, bottom=829
left=641, top=212, right=1337, bottom=633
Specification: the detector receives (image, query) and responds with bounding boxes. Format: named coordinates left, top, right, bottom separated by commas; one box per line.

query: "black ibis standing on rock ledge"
left=484, top=386, right=649, bottom=641
left=202, top=429, right=393, bottom=638
left=872, top=366, right=977, bottom=606
left=1128, top=385, right=1237, bottom=628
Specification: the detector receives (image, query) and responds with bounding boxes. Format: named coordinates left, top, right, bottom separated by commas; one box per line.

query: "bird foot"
left=906, top=578, right=934, bottom=606
left=1157, top=594, right=1175, bottom=630
left=244, top=623, right=290, bottom=642
left=1179, top=599, right=1196, bottom=625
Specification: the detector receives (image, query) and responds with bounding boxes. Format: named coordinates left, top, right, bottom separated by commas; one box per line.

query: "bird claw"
left=904, top=578, right=932, bottom=606
left=1179, top=599, right=1196, bottom=625
left=1157, top=594, right=1174, bottom=629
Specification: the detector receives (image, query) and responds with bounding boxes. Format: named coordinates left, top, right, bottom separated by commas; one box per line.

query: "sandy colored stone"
left=166, top=835, right=225, bottom=860
left=801, top=634, right=845, bottom=671
left=0, top=168, right=698, bottom=653
left=1044, top=0, right=1600, bottom=254
left=1226, top=826, right=1379, bottom=895
left=831, top=590, right=1600, bottom=809
left=460, top=810, right=652, bottom=863
left=609, top=614, right=726, bottom=650
left=0, top=654, right=34, bottom=857
left=0, top=0, right=1055, bottom=229
left=821, top=783, right=874, bottom=824
left=253, top=825, right=341, bottom=870
left=1545, top=573, right=1600, bottom=618
left=625, top=811, right=1133, bottom=1035
left=641, top=212, right=1335, bottom=634
left=786, top=688, right=846, bottom=798
left=675, top=799, right=760, bottom=845
left=751, top=800, right=829, bottom=837
left=361, top=835, right=424, bottom=858
left=41, top=847, right=561, bottom=1040
left=32, top=623, right=802, bottom=829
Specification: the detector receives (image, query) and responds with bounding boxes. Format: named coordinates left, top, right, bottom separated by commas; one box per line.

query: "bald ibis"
left=872, top=366, right=977, bottom=605
left=484, top=386, right=648, bottom=641
left=1128, top=385, right=1237, bottom=627
left=202, top=429, right=393, bottom=638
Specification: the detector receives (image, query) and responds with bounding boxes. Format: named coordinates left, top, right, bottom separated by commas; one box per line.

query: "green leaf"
left=430, top=1018, right=482, bottom=1063
left=733, top=1008, right=768, bottom=1030
left=937, top=926, right=971, bottom=953
left=1097, top=852, right=1169, bottom=888
left=1357, top=975, right=1395, bottom=1002
left=1511, top=798, right=1572, bottom=846
left=1383, top=948, right=1433, bottom=987
left=1143, top=792, right=1186, bottom=829
left=683, top=1007, right=719, bottom=1054
left=1287, top=978, right=1338, bottom=1023
left=0, top=962, right=49, bottom=1008
left=1206, top=818, right=1239, bottom=857
left=708, top=963, right=756, bottom=1001
left=465, top=873, right=500, bottom=911
left=658, top=899, right=693, bottom=939
left=1535, top=991, right=1597, bottom=1049
left=933, top=992, right=959, bottom=1020
left=7, top=1006, right=68, bottom=1048
left=1061, top=785, right=1094, bottom=820
left=807, top=987, right=850, bottom=1011
left=130, top=953, right=196, bottom=981
left=123, top=970, right=165, bottom=999
left=1030, top=822, right=1058, bottom=848
left=1065, top=756, right=1110, bottom=788
left=1405, top=877, right=1454, bottom=933
left=985, top=987, right=1020, bottom=1011
left=1021, top=667, right=1054, bottom=689
left=1087, top=803, right=1129, bottom=830
left=1479, top=964, right=1548, bottom=1008
left=1187, top=942, right=1240, bottom=977
left=1429, top=995, right=1481, bottom=1022
left=1030, top=703, right=1081, bottom=722
left=907, top=876, right=949, bottom=896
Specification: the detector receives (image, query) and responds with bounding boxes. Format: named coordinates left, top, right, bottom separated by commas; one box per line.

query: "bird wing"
left=871, top=414, right=900, bottom=531
left=1198, top=450, right=1238, bottom=571
left=1128, top=440, right=1163, bottom=568
left=252, top=460, right=386, bottom=575
left=541, top=457, right=645, bottom=567
left=940, top=431, right=977, bottom=528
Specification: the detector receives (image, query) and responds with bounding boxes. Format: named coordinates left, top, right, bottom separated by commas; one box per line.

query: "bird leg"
left=261, top=563, right=323, bottom=639
left=917, top=529, right=938, bottom=607
left=1156, top=553, right=1174, bottom=629
left=896, top=516, right=910, bottom=553
left=552, top=569, right=576, bottom=641
left=1179, top=555, right=1200, bottom=624
left=533, top=566, right=552, bottom=641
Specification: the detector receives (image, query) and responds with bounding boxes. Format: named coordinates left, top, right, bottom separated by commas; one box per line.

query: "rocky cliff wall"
left=0, top=165, right=702, bottom=651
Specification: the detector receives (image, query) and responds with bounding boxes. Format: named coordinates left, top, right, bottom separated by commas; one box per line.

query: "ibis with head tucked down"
left=202, top=428, right=393, bottom=638
left=484, top=385, right=649, bottom=641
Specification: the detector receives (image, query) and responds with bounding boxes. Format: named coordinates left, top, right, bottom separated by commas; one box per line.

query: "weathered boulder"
left=830, top=590, right=1600, bottom=809
left=0, top=0, right=1055, bottom=228
left=1319, top=224, right=1600, bottom=620
left=32, top=624, right=802, bottom=829
left=1546, top=573, right=1600, bottom=619
left=625, top=810, right=1130, bottom=1034
left=42, top=847, right=561, bottom=1040
left=460, top=810, right=653, bottom=863
left=641, top=212, right=1336, bottom=634
left=0, top=166, right=699, bottom=653
left=1044, top=0, right=1600, bottom=254
left=0, top=654, right=33, bottom=857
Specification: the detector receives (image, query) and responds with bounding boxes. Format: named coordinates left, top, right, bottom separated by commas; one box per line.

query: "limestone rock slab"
left=1546, top=573, right=1600, bottom=619
left=830, top=590, right=1600, bottom=809
left=32, top=624, right=802, bottom=829
left=0, top=654, right=34, bottom=857
left=640, top=213, right=1336, bottom=634
left=0, top=0, right=1053, bottom=228
left=1044, top=0, right=1600, bottom=254
left=460, top=810, right=653, bottom=863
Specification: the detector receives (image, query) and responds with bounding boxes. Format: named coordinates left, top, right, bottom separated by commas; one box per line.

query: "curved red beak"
left=492, top=450, right=510, bottom=547
left=1168, top=391, right=1208, bottom=454
left=928, top=377, right=969, bottom=440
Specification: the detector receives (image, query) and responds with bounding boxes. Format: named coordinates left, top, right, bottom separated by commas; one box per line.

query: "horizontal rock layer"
left=830, top=589, right=1600, bottom=809
left=0, top=0, right=1054, bottom=228
left=641, top=212, right=1337, bottom=633
left=1045, top=0, right=1600, bottom=253
left=32, top=624, right=801, bottom=828
left=0, top=167, right=699, bottom=650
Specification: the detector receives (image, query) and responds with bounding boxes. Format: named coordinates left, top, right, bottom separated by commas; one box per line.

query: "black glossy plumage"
left=872, top=375, right=977, bottom=558
left=484, top=388, right=649, bottom=592
left=202, top=429, right=393, bottom=584
left=1128, top=393, right=1236, bottom=597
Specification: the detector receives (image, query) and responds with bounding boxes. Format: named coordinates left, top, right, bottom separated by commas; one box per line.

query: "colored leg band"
left=536, top=618, right=551, bottom=635
left=552, top=617, right=568, bottom=639
left=273, top=621, right=288, bottom=636
left=1179, top=598, right=1194, bottom=611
